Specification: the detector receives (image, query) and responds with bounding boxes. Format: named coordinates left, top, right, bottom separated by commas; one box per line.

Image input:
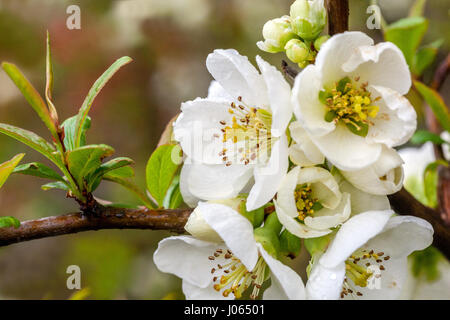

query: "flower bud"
left=257, top=16, right=297, bottom=53
left=285, top=39, right=310, bottom=65
left=313, top=34, right=330, bottom=51
left=290, top=0, right=326, bottom=41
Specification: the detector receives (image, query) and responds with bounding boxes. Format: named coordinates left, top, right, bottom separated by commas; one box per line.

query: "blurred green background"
left=0, top=0, right=448, bottom=299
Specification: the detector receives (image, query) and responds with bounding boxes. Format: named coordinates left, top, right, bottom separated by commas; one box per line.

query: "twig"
left=326, top=0, right=349, bottom=35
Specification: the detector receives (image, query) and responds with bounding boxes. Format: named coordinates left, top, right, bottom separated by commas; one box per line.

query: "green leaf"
left=103, top=174, right=155, bottom=209
left=411, top=130, right=447, bottom=145
left=304, top=234, right=332, bottom=256
left=410, top=246, right=443, bottom=282
left=0, top=153, right=25, bottom=188
left=1, top=62, right=57, bottom=137
left=41, top=181, right=70, bottom=191
left=0, top=216, right=20, bottom=228
left=146, top=144, right=181, bottom=207
left=412, top=40, right=443, bottom=76
left=409, top=0, right=427, bottom=17
left=423, top=160, right=448, bottom=208
left=280, top=230, right=302, bottom=258
left=13, top=162, right=64, bottom=181
left=385, top=17, right=428, bottom=67
left=239, top=199, right=265, bottom=228
left=62, top=115, right=91, bottom=151
left=45, top=31, right=58, bottom=124
left=163, top=176, right=184, bottom=209
left=67, top=144, right=115, bottom=188
left=87, top=157, right=134, bottom=192
left=0, top=123, right=58, bottom=163
left=414, top=81, right=450, bottom=132
left=74, top=56, right=132, bottom=148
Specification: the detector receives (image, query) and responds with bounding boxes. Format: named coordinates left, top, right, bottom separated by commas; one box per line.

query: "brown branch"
left=326, top=0, right=349, bottom=35
left=389, top=188, right=450, bottom=260
left=0, top=205, right=192, bottom=247
left=431, top=54, right=450, bottom=91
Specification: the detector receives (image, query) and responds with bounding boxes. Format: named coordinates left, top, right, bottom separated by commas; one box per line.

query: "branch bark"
left=326, top=0, right=349, bottom=35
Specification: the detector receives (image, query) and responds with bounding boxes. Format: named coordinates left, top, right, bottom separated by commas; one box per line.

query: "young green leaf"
left=146, top=144, right=181, bottom=207
left=0, top=216, right=20, bottom=228
left=408, top=0, right=427, bottom=17
left=385, top=17, right=428, bottom=67
left=162, top=176, right=184, bottom=209
left=0, top=153, right=25, bottom=188
left=412, top=39, right=443, bottom=76
left=45, top=31, right=58, bottom=124
left=67, top=144, right=115, bottom=188
left=0, top=123, right=58, bottom=163
left=423, top=160, right=448, bottom=208
left=41, top=181, right=70, bottom=191
left=74, top=56, right=132, bottom=148
left=103, top=174, right=155, bottom=208
left=62, top=115, right=91, bottom=151
left=414, top=81, right=450, bottom=132
left=1, top=62, right=58, bottom=137
left=13, top=162, right=64, bottom=181
left=87, top=157, right=134, bottom=192
left=411, top=130, right=447, bottom=145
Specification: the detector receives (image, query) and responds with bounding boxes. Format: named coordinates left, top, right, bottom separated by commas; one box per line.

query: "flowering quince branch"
left=0, top=0, right=449, bottom=301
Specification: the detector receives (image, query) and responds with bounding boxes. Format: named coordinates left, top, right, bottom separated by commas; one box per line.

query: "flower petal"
left=201, top=202, right=259, bottom=270
left=304, top=192, right=351, bottom=230
left=310, top=124, right=382, bottom=171
left=365, top=215, right=433, bottom=259
left=184, top=203, right=222, bottom=243
left=256, top=56, right=292, bottom=136
left=340, top=146, right=404, bottom=195
left=274, top=200, right=331, bottom=238
left=276, top=166, right=300, bottom=218
left=342, top=42, right=411, bottom=95
left=292, top=65, right=335, bottom=137
left=315, top=31, right=374, bottom=84
left=319, top=210, right=393, bottom=268
left=182, top=280, right=234, bottom=300
left=306, top=262, right=346, bottom=300
left=153, top=236, right=218, bottom=288
left=258, top=243, right=306, bottom=300
left=289, top=121, right=325, bottom=165
left=367, top=85, right=417, bottom=148
left=246, top=135, right=289, bottom=211
left=207, top=80, right=233, bottom=101
left=206, top=49, right=268, bottom=107
left=179, top=162, right=200, bottom=208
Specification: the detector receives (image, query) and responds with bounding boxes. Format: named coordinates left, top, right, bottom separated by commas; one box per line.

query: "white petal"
left=258, top=244, right=306, bottom=300
left=207, top=80, right=233, bottom=101
left=367, top=85, right=417, bottom=148
left=319, top=210, right=393, bottom=268
left=310, top=124, right=382, bottom=171
left=340, top=146, right=404, bottom=195
left=246, top=135, right=289, bottom=211
left=201, top=202, right=259, bottom=270
left=184, top=203, right=222, bottom=243
left=174, top=98, right=233, bottom=164
left=256, top=56, right=292, bottom=136
left=276, top=166, right=300, bottom=218
left=289, top=144, right=320, bottom=167
left=179, top=162, right=200, bottom=208
left=304, top=192, right=351, bottom=230
left=315, top=31, right=374, bottom=83
left=306, top=262, right=346, bottom=300
left=292, top=65, right=335, bottom=137
left=206, top=49, right=268, bottom=107
left=289, top=121, right=325, bottom=165
left=181, top=160, right=253, bottom=201
left=338, top=178, right=391, bottom=215
left=342, top=42, right=411, bottom=95
left=274, top=200, right=331, bottom=238
left=153, top=236, right=218, bottom=287
left=182, top=280, right=234, bottom=300
left=365, top=215, right=433, bottom=259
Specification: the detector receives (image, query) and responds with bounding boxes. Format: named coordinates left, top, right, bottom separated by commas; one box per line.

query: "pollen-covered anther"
left=294, top=183, right=321, bottom=221
left=210, top=249, right=267, bottom=300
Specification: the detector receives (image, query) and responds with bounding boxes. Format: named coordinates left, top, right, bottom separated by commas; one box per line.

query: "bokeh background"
left=0, top=0, right=448, bottom=299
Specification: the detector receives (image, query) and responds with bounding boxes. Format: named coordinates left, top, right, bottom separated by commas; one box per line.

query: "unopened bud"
left=285, top=39, right=310, bottom=65
left=257, top=16, right=297, bottom=53
left=290, top=0, right=326, bottom=41
left=313, top=35, right=330, bottom=51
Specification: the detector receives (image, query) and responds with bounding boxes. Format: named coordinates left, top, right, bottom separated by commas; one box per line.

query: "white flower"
left=288, top=121, right=325, bottom=167
left=306, top=210, right=433, bottom=300
left=174, top=49, right=292, bottom=210
left=399, top=142, right=435, bottom=205
left=292, top=31, right=416, bottom=171
left=340, top=146, right=404, bottom=195
left=153, top=202, right=305, bottom=300
left=274, top=166, right=390, bottom=238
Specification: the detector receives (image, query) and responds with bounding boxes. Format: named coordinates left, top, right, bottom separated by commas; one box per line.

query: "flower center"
left=319, top=76, right=380, bottom=137
left=341, top=248, right=391, bottom=298
left=216, top=96, right=273, bottom=166
left=294, top=184, right=323, bottom=221
left=209, top=248, right=267, bottom=299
